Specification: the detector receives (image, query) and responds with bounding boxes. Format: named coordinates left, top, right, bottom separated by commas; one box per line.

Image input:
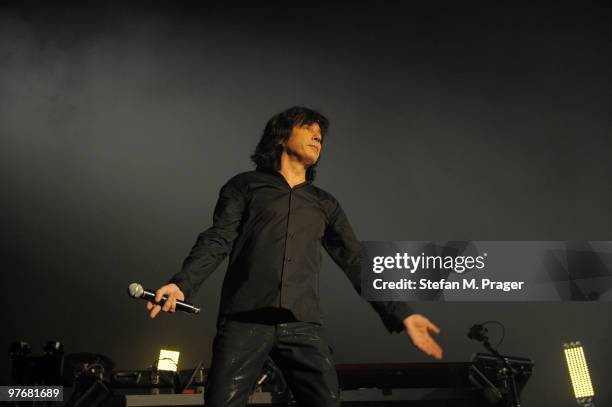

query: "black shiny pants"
left=204, top=313, right=340, bottom=407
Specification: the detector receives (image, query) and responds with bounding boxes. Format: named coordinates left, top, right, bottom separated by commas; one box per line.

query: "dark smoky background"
left=1, top=2, right=611, bottom=405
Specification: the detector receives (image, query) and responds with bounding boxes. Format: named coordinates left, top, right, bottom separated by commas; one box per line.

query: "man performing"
left=146, top=106, right=443, bottom=407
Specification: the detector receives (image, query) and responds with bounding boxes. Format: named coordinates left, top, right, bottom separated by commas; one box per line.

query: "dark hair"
left=250, top=106, right=329, bottom=181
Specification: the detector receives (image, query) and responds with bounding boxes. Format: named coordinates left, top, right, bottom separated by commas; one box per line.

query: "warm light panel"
left=158, top=349, right=180, bottom=372
left=563, top=342, right=594, bottom=400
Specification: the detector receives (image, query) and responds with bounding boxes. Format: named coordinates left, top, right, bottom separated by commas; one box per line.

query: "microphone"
left=128, top=283, right=200, bottom=314
left=467, top=324, right=488, bottom=342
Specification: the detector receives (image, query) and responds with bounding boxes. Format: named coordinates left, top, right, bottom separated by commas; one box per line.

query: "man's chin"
left=305, top=158, right=319, bottom=167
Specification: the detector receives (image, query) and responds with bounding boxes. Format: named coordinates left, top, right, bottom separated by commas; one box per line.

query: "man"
left=147, top=106, right=443, bottom=406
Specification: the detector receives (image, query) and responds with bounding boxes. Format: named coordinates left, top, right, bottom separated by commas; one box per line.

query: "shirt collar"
left=256, top=167, right=313, bottom=187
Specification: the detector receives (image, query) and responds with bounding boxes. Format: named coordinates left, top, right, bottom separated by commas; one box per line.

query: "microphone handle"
left=142, top=289, right=200, bottom=314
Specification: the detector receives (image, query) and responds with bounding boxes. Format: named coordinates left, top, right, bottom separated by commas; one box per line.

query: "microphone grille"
left=128, top=283, right=144, bottom=298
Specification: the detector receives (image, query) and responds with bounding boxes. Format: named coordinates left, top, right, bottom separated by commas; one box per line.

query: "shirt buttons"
left=286, top=258, right=292, bottom=263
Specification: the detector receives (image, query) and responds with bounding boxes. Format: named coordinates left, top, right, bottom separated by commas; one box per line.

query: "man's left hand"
left=403, top=314, right=443, bottom=360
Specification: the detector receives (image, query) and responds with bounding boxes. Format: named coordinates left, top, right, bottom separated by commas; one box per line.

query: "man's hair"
left=250, top=106, right=329, bottom=181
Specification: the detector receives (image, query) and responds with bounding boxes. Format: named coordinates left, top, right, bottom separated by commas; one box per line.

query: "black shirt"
left=168, top=168, right=413, bottom=333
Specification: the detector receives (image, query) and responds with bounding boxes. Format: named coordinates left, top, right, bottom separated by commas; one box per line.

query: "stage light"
left=157, top=349, right=180, bottom=372
left=563, top=341, right=595, bottom=406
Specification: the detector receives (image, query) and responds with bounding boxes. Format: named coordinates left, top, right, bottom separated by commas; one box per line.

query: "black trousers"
left=204, top=308, right=340, bottom=407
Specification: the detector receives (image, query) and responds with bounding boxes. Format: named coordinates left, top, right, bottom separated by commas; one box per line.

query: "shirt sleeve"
left=168, top=177, right=246, bottom=301
left=322, top=197, right=414, bottom=334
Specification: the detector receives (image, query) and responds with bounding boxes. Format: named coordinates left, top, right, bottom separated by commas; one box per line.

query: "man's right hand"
left=146, top=283, right=185, bottom=318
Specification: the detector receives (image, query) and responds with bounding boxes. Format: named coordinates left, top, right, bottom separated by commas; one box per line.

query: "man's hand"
left=146, top=283, right=185, bottom=318
left=403, top=314, right=443, bottom=360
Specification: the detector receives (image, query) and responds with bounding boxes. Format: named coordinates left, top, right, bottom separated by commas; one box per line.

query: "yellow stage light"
left=563, top=342, right=595, bottom=406
left=157, top=349, right=180, bottom=372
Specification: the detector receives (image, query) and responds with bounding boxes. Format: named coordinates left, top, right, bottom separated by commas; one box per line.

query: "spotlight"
left=563, top=341, right=595, bottom=407
left=157, top=349, right=180, bottom=372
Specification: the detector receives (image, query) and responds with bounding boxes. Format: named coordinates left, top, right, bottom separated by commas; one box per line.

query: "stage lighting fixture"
left=157, top=349, right=180, bottom=372
left=563, top=341, right=595, bottom=407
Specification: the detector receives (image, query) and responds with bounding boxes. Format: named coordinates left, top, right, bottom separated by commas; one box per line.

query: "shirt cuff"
left=168, top=276, right=193, bottom=302
left=385, top=301, right=414, bottom=333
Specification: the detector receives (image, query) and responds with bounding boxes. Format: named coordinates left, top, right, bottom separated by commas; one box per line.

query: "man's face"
left=281, top=122, right=323, bottom=166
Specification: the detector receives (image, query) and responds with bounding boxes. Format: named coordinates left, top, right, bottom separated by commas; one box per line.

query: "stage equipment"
left=9, top=341, right=32, bottom=357
left=111, top=366, right=206, bottom=394
left=44, top=340, right=64, bottom=356
left=178, top=360, right=205, bottom=394
left=470, top=353, right=534, bottom=406
left=62, top=352, right=115, bottom=385
left=468, top=321, right=531, bottom=407
left=563, top=341, right=595, bottom=407
left=157, top=349, right=180, bottom=372
left=88, top=359, right=535, bottom=406
left=149, top=350, right=182, bottom=395
left=8, top=341, right=32, bottom=385
left=337, top=358, right=532, bottom=406
left=8, top=340, right=65, bottom=385
left=63, top=353, right=115, bottom=407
